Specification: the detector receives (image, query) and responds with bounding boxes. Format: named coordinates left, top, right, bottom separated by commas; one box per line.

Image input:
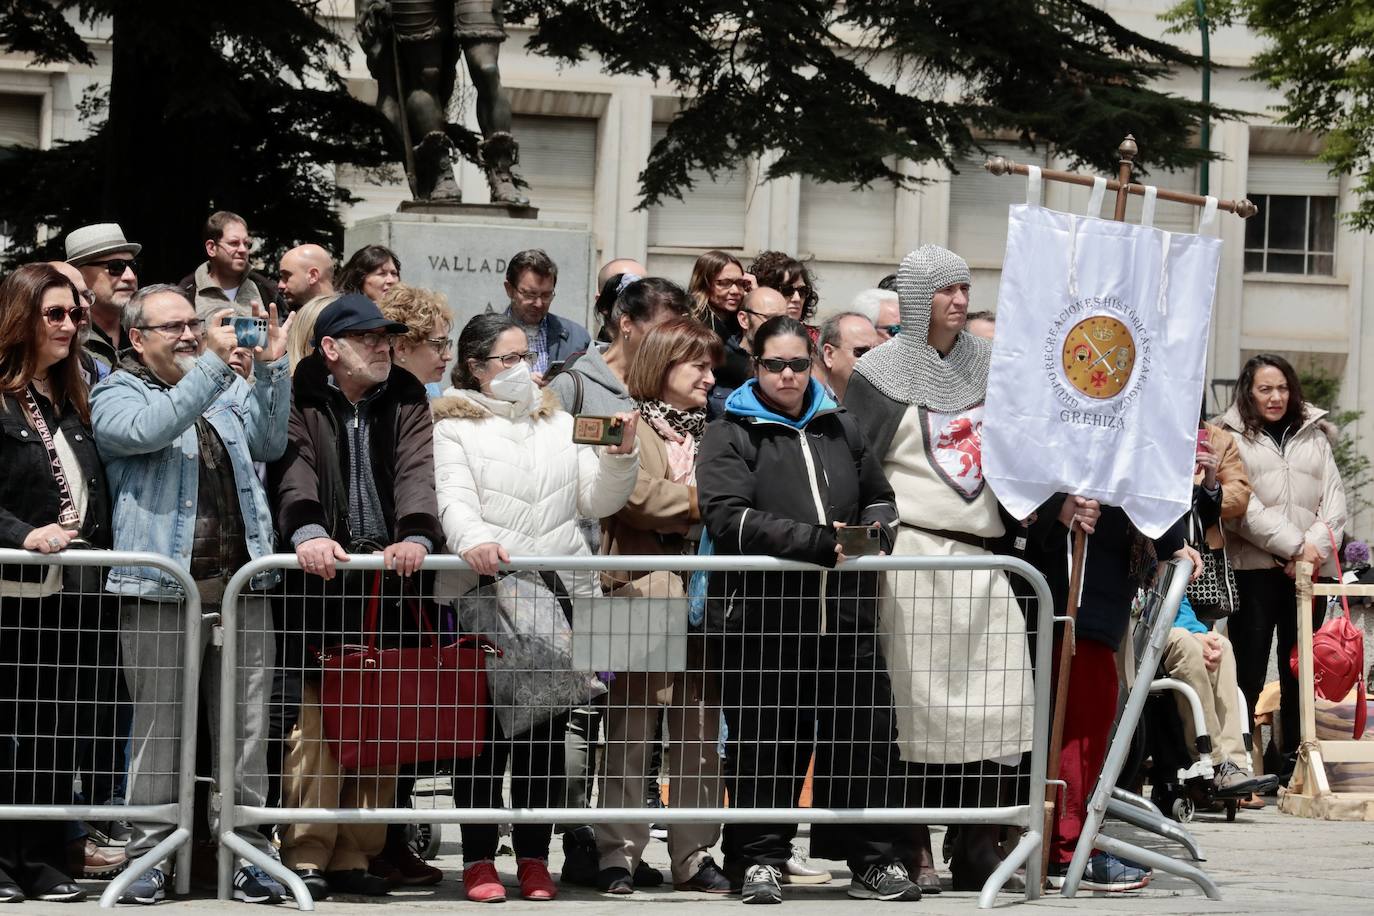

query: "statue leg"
left=464, top=41, right=526, bottom=205
left=400, top=37, right=462, bottom=200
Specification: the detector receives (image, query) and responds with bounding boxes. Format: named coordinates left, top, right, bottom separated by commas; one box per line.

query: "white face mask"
left=488, top=359, right=534, bottom=404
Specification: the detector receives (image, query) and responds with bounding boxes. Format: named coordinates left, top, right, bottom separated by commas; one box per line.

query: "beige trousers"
left=279, top=681, right=398, bottom=872
left=1162, top=628, right=1248, bottom=769
left=595, top=662, right=722, bottom=884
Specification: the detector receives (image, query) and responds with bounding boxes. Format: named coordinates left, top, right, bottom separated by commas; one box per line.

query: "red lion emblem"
left=935, top=416, right=983, bottom=478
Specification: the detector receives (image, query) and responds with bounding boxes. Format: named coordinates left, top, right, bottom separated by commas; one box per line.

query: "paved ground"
left=27, top=803, right=1374, bottom=914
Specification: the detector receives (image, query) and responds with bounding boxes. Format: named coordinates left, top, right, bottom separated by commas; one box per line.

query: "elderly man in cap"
left=65, top=223, right=141, bottom=372
left=268, top=293, right=444, bottom=899
left=89, top=285, right=293, bottom=904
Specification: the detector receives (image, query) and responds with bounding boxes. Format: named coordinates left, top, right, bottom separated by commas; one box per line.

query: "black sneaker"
left=232, top=865, right=284, bottom=904
left=741, top=864, right=782, bottom=905
left=674, top=858, right=733, bottom=894
left=86, top=820, right=132, bottom=847
left=848, top=862, right=923, bottom=901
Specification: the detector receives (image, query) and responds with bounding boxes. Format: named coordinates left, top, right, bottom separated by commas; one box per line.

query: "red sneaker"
left=517, top=858, right=558, bottom=900
left=463, top=860, right=506, bottom=903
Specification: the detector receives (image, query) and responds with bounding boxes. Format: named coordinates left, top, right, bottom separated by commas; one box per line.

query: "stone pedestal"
left=344, top=207, right=594, bottom=336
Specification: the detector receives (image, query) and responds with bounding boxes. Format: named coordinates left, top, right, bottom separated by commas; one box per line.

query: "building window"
left=948, top=141, right=1048, bottom=265
left=510, top=114, right=598, bottom=227
left=646, top=122, right=747, bottom=249
left=1243, top=194, right=1336, bottom=276
left=0, top=92, right=41, bottom=163
left=1245, top=153, right=1339, bottom=276
left=798, top=164, right=897, bottom=260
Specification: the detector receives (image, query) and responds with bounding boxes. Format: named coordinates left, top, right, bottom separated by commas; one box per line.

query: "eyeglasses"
left=713, top=277, right=749, bottom=291
left=756, top=356, right=812, bottom=374
left=852, top=345, right=872, bottom=359
left=880, top=324, right=901, bottom=336
left=216, top=238, right=253, bottom=252
left=87, top=257, right=139, bottom=277
left=780, top=283, right=811, bottom=298
left=138, top=319, right=204, bottom=338
left=42, top=305, right=88, bottom=325
left=740, top=308, right=782, bottom=320
left=425, top=337, right=455, bottom=357
left=514, top=287, right=555, bottom=305
left=482, top=351, right=537, bottom=369
left=339, top=330, right=392, bottom=350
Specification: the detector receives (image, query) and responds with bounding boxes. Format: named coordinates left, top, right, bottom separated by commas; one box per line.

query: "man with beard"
left=277, top=244, right=337, bottom=313
left=268, top=294, right=443, bottom=899
left=90, top=285, right=292, bottom=904
left=179, top=211, right=279, bottom=318
left=65, top=222, right=141, bottom=372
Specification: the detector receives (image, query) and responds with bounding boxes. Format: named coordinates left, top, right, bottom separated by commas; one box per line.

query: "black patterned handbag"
left=1185, top=511, right=1238, bottom=621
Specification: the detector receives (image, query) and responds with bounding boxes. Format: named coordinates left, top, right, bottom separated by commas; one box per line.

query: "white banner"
left=983, top=204, right=1222, bottom=537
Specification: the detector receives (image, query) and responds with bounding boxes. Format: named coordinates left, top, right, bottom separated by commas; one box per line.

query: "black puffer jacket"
left=696, top=379, right=896, bottom=637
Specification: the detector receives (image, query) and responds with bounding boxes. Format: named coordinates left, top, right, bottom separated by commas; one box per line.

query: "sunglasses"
left=87, top=257, right=139, bottom=277
left=880, top=323, right=901, bottom=336
left=43, top=305, right=88, bottom=325
left=780, top=283, right=811, bottom=298
left=852, top=345, right=872, bottom=359
left=756, top=356, right=812, bottom=374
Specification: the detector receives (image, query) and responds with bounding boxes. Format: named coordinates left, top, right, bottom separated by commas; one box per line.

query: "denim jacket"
left=90, top=350, right=292, bottom=598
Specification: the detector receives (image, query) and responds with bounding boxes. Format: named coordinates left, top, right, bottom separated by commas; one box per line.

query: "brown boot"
left=480, top=131, right=529, bottom=205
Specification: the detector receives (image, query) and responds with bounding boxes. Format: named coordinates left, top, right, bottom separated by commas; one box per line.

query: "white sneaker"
left=780, top=847, right=832, bottom=885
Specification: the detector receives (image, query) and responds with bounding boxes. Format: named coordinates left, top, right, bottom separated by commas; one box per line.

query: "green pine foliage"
left=508, top=0, right=1234, bottom=206
left=0, top=0, right=394, bottom=282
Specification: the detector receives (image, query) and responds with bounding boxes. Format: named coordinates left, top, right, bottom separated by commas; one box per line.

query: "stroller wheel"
left=409, top=823, right=442, bottom=860
left=1171, top=796, right=1195, bottom=823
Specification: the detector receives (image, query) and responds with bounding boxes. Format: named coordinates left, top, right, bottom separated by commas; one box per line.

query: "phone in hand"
left=835, top=524, right=883, bottom=557
left=545, top=359, right=567, bottom=379
left=572, top=414, right=625, bottom=446
left=229, top=315, right=268, bottom=348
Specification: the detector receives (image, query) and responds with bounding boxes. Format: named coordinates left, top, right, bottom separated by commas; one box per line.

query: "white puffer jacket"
left=1216, top=404, right=1346, bottom=575
left=431, top=385, right=639, bottom=598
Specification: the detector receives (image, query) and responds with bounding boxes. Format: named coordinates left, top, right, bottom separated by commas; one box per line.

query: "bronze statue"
left=357, top=0, right=529, bottom=205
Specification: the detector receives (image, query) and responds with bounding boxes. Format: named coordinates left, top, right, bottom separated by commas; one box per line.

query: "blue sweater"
left=1174, top=595, right=1208, bottom=635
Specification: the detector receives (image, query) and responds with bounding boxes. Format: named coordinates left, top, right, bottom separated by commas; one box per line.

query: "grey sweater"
left=547, top=345, right=635, bottom=416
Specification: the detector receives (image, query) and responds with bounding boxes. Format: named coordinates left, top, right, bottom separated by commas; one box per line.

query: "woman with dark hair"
left=748, top=251, right=819, bottom=326
left=0, top=263, right=111, bottom=903
left=1215, top=353, right=1346, bottom=781
left=696, top=316, right=920, bottom=904
left=337, top=245, right=401, bottom=302
left=687, top=250, right=751, bottom=343
left=547, top=277, right=691, bottom=416
left=432, top=312, right=640, bottom=903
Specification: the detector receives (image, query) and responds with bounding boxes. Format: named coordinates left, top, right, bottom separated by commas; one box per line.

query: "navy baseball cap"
left=312, top=293, right=407, bottom=346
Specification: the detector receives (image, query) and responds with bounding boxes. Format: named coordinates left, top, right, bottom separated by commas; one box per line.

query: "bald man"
left=708, top=286, right=790, bottom=418
left=278, top=244, right=336, bottom=312
left=596, top=257, right=648, bottom=291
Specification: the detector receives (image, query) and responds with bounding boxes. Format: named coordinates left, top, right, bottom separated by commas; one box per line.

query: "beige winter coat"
left=1215, top=404, right=1346, bottom=575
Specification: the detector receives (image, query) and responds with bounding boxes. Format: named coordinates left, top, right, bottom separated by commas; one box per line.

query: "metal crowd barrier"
left=215, top=553, right=1057, bottom=910
left=0, top=548, right=203, bottom=908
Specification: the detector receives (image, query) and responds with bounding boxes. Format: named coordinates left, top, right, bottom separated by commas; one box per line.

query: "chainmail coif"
left=853, top=245, right=992, bottom=411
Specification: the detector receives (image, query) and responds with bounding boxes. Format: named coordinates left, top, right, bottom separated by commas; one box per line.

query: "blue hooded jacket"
left=723, top=377, right=836, bottom=429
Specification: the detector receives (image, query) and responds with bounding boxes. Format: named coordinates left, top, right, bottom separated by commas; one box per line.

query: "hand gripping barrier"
left=215, top=553, right=1057, bottom=910
left=0, top=548, right=203, bottom=908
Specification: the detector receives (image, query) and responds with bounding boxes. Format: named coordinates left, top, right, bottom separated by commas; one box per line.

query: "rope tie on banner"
left=1025, top=164, right=1043, bottom=207
left=1140, top=184, right=1158, bottom=228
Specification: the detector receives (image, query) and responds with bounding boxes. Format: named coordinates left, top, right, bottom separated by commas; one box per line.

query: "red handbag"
left=1289, top=526, right=1366, bottom=740
left=318, top=572, right=489, bottom=768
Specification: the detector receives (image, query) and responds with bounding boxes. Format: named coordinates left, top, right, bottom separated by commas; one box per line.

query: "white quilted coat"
left=1216, top=404, right=1346, bottom=575
left=431, top=385, right=639, bottom=598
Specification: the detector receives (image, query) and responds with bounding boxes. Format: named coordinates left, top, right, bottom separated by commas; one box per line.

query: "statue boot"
left=480, top=131, right=529, bottom=206
left=413, top=130, right=462, bottom=201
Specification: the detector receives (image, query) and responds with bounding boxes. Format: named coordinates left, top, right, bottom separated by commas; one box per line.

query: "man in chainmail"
left=838, top=246, right=1034, bottom=894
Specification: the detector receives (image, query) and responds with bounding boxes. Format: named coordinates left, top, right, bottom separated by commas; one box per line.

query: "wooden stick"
left=984, top=134, right=1258, bottom=219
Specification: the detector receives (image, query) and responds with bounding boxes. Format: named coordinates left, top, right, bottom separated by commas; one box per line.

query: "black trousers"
left=1230, top=567, right=1323, bottom=761
left=720, top=634, right=906, bottom=871
left=451, top=709, right=569, bottom=862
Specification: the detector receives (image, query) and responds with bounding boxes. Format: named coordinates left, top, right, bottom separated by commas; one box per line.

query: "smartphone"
left=836, top=524, right=883, bottom=557
left=572, top=414, right=624, bottom=446
left=545, top=359, right=567, bottom=379
left=1196, top=426, right=1209, bottom=448
left=230, top=315, right=268, bottom=348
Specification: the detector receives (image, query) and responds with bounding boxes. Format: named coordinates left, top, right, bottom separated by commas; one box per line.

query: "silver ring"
left=47, top=536, right=61, bottom=548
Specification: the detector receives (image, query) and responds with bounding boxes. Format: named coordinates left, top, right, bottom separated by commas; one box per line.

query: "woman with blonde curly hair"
left=380, top=284, right=454, bottom=397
